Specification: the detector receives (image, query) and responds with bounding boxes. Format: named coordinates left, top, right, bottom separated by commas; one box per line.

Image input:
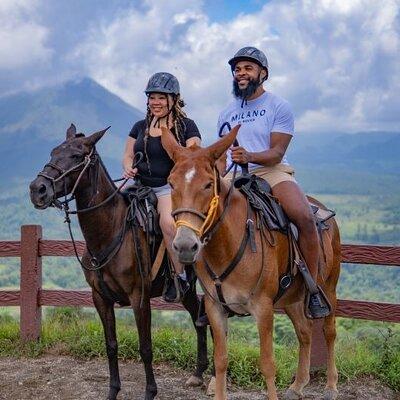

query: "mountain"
left=289, top=131, right=400, bottom=174
left=0, top=77, right=143, bottom=181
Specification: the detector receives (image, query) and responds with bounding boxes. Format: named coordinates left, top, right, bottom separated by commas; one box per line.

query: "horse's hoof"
left=206, top=376, right=216, bottom=396
left=283, top=388, right=303, bottom=400
left=323, top=388, right=338, bottom=400
left=185, top=374, right=204, bottom=387
left=107, top=386, right=120, bottom=400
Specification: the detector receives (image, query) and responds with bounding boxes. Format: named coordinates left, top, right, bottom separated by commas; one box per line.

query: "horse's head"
left=29, top=124, right=109, bottom=209
left=161, top=125, right=240, bottom=264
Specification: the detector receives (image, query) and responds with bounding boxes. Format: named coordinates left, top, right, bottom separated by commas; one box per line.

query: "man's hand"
left=123, top=166, right=138, bottom=179
left=230, top=146, right=252, bottom=164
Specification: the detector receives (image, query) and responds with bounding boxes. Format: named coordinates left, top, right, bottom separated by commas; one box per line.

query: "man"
left=217, top=46, right=330, bottom=319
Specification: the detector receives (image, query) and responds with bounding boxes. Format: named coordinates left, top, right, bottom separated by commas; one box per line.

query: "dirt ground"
left=0, top=356, right=398, bottom=400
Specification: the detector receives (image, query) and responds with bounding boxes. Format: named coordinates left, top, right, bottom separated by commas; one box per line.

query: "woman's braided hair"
left=143, top=94, right=187, bottom=175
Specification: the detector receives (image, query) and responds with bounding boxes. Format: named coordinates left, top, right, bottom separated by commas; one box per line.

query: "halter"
left=172, top=168, right=220, bottom=241
left=37, top=148, right=97, bottom=210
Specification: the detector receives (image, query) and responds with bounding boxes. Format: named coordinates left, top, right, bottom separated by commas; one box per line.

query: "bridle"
left=35, top=148, right=143, bottom=272
left=37, top=148, right=142, bottom=214
left=171, top=165, right=238, bottom=244
left=37, top=147, right=98, bottom=211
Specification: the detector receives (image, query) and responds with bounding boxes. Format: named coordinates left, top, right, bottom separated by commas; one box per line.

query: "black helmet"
left=145, top=72, right=180, bottom=96
left=228, top=46, right=269, bottom=71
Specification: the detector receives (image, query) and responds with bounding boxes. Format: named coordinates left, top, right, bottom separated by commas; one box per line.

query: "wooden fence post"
left=20, top=225, right=42, bottom=342
left=310, top=319, right=328, bottom=369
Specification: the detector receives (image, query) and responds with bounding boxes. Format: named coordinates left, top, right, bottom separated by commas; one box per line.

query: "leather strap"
left=150, top=240, right=166, bottom=281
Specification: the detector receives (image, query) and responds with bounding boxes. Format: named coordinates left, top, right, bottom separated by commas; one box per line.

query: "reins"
left=36, top=150, right=144, bottom=272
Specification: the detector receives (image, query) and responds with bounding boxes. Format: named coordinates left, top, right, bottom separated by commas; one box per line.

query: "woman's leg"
left=157, top=193, right=184, bottom=275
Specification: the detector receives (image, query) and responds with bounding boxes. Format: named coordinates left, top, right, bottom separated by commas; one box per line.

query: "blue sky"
left=0, top=0, right=399, bottom=138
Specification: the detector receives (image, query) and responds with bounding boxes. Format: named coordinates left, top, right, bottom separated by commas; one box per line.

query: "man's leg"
left=272, top=181, right=319, bottom=281
left=272, top=181, right=330, bottom=318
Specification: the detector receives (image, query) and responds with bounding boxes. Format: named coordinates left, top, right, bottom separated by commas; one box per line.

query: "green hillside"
left=0, top=78, right=399, bottom=305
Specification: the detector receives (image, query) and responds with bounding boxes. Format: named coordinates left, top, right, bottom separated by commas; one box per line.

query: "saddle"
left=234, top=173, right=335, bottom=303
left=96, top=182, right=167, bottom=307
left=122, top=182, right=161, bottom=257
left=235, top=173, right=335, bottom=236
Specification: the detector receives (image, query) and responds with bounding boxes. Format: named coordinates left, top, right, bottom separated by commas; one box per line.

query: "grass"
left=0, top=308, right=399, bottom=391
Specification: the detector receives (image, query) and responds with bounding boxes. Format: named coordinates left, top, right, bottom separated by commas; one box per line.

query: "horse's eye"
left=204, top=182, right=212, bottom=190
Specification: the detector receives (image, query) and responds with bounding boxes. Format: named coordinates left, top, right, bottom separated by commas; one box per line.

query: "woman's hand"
left=123, top=165, right=138, bottom=179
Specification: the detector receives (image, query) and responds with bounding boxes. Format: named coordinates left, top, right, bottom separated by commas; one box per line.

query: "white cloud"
left=72, top=0, right=400, bottom=138
left=0, top=0, right=52, bottom=70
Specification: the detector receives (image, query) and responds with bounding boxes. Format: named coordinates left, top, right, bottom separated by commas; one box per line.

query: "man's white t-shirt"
left=217, top=91, right=294, bottom=169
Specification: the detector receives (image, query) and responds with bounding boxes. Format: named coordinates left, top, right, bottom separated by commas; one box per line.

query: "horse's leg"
left=181, top=289, right=208, bottom=387
left=255, top=300, right=278, bottom=400
left=283, top=302, right=313, bottom=400
left=206, top=298, right=228, bottom=400
left=322, top=290, right=338, bottom=400
left=207, top=327, right=217, bottom=396
left=132, top=292, right=158, bottom=400
left=92, top=290, right=121, bottom=400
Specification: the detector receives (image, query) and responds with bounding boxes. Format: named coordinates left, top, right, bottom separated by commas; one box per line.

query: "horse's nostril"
left=191, top=243, right=199, bottom=252
left=38, top=184, right=47, bottom=194
left=172, top=242, right=179, bottom=252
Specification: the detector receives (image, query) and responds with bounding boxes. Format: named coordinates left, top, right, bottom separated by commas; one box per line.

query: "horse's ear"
left=66, top=123, right=77, bottom=140
left=161, top=127, right=181, bottom=161
left=84, top=126, right=111, bottom=147
left=206, top=125, right=240, bottom=161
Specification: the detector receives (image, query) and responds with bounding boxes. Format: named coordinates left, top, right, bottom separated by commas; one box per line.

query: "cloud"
left=71, top=0, right=400, bottom=138
left=0, top=0, right=52, bottom=70
left=2, top=0, right=399, bottom=137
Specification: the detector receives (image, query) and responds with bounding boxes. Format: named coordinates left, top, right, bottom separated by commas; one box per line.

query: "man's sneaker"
left=306, top=291, right=331, bottom=319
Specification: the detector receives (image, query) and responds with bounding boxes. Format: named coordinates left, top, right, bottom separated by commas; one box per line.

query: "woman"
left=123, top=72, right=201, bottom=302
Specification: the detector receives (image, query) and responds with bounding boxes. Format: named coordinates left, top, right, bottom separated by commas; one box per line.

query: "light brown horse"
left=161, top=125, right=341, bottom=400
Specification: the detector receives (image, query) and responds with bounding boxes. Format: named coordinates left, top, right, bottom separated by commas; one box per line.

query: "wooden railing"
left=1, top=225, right=399, bottom=368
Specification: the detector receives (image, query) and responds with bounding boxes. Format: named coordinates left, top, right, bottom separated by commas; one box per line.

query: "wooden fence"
left=0, top=225, right=399, bottom=368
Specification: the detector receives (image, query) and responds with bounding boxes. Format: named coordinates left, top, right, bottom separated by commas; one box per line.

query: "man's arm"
left=230, top=132, right=292, bottom=166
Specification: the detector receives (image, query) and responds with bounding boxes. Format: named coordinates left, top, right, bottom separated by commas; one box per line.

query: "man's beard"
left=232, top=77, right=259, bottom=99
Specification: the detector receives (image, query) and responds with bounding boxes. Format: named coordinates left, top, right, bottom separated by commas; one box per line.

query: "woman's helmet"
left=145, top=72, right=180, bottom=96
left=228, top=46, right=269, bottom=80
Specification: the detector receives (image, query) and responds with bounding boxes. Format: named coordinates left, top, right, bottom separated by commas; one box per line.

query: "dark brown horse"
left=161, top=126, right=341, bottom=400
left=29, top=125, right=208, bottom=400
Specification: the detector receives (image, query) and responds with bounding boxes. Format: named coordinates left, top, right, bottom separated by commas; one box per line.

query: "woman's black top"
left=129, top=117, right=201, bottom=187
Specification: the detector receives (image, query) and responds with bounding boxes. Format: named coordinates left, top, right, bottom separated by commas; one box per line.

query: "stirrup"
left=163, top=275, right=181, bottom=303
left=305, top=286, right=332, bottom=319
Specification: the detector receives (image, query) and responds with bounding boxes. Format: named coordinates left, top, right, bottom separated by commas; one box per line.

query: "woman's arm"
left=122, top=137, right=138, bottom=178
left=186, top=137, right=201, bottom=147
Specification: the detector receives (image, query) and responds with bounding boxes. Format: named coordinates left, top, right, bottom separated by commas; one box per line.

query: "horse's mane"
left=96, top=149, right=118, bottom=190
